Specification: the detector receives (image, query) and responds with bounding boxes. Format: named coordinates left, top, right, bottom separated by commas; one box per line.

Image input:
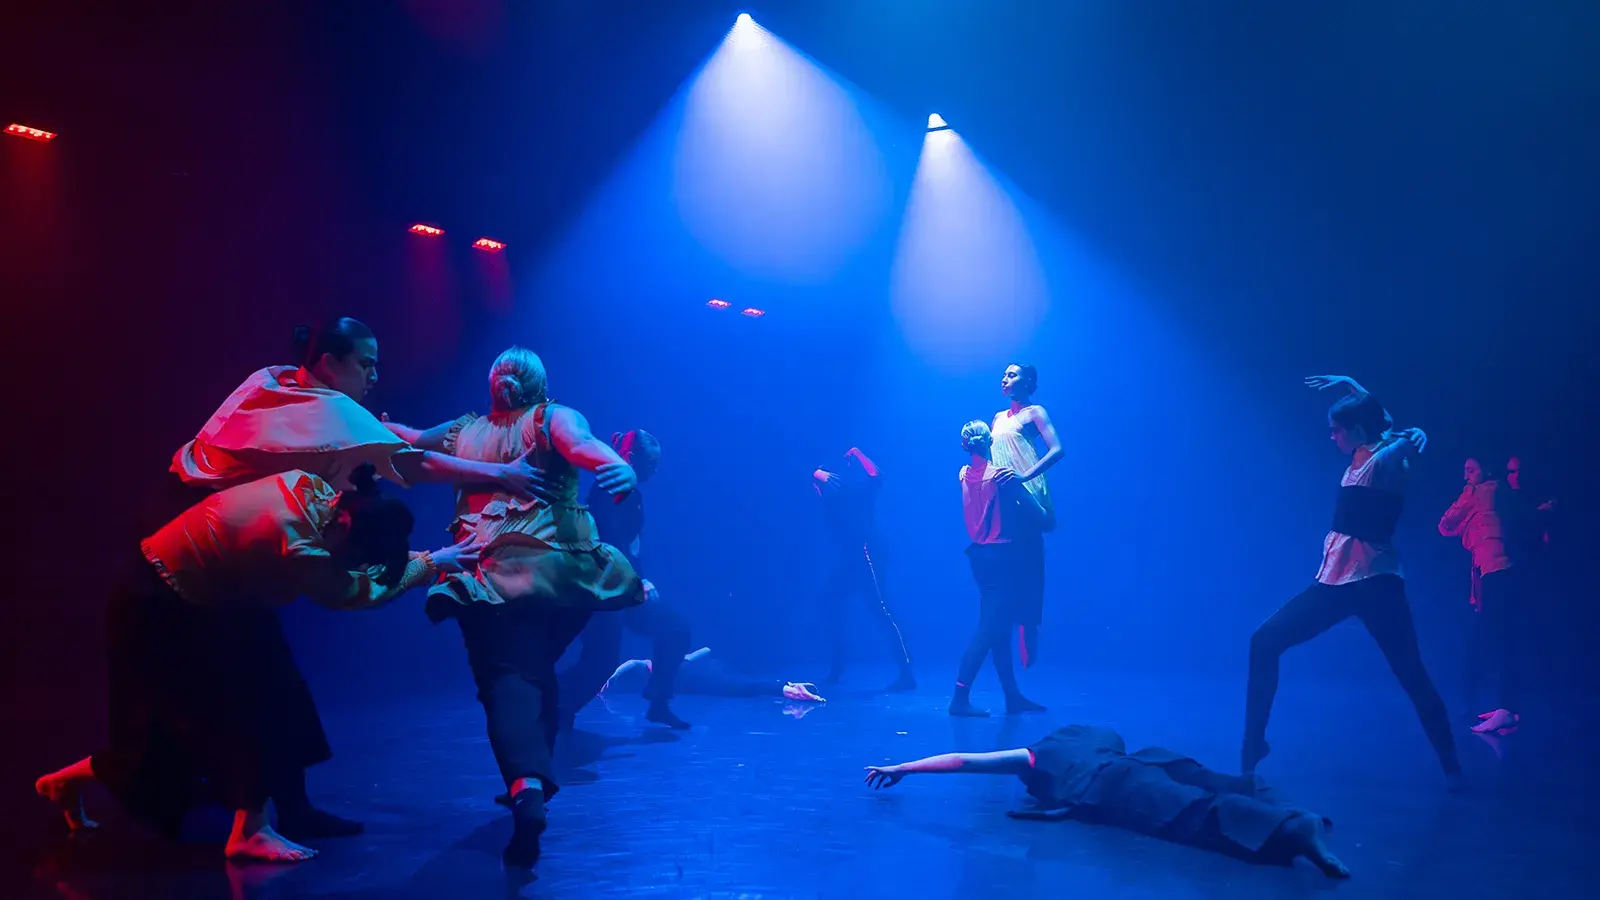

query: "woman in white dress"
left=991, top=364, right=1061, bottom=533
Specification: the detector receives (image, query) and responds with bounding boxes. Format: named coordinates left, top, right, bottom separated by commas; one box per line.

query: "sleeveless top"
left=990, top=407, right=1053, bottom=517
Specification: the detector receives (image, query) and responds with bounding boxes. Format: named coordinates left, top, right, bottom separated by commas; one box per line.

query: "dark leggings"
left=1464, top=565, right=1532, bottom=714
left=1245, top=574, right=1459, bottom=775
left=560, top=597, right=692, bottom=717
left=955, top=541, right=1042, bottom=694
left=455, top=604, right=592, bottom=800
left=823, top=544, right=913, bottom=672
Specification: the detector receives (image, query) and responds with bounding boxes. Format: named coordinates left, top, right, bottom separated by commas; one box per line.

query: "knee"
left=1248, top=628, right=1281, bottom=662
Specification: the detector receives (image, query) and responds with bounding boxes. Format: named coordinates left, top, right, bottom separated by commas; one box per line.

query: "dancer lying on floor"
left=35, top=467, right=481, bottom=863
left=601, top=647, right=827, bottom=702
left=864, top=724, right=1349, bottom=878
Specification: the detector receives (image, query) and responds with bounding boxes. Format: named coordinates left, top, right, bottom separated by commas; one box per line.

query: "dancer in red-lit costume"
left=1241, top=375, right=1461, bottom=790
left=142, top=316, right=548, bottom=840
left=421, top=346, right=643, bottom=869
left=34, top=467, right=483, bottom=862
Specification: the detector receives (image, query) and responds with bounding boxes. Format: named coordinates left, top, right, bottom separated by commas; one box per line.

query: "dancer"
left=423, top=346, right=643, bottom=869
left=148, top=316, right=546, bottom=840
left=602, top=647, right=827, bottom=702
left=863, top=724, right=1348, bottom=878
left=558, top=430, right=695, bottom=729
left=1441, top=458, right=1531, bottom=734
left=1242, top=375, right=1461, bottom=789
left=35, top=467, right=481, bottom=862
left=814, top=447, right=916, bottom=690
left=991, top=363, right=1061, bottom=532
left=951, top=421, right=1047, bottom=717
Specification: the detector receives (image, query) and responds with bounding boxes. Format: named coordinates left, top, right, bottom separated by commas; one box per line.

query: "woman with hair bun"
left=34, top=466, right=483, bottom=863
left=424, top=346, right=644, bottom=870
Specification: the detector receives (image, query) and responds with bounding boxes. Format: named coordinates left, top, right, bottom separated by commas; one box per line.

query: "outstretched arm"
left=1304, top=374, right=1370, bottom=396
left=384, top=416, right=471, bottom=453
left=548, top=405, right=637, bottom=497
left=845, top=447, right=881, bottom=478
left=1019, top=407, right=1063, bottom=482
left=864, top=748, right=1033, bottom=789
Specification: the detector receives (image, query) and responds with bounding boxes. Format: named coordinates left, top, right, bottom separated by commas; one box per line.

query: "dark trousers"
left=823, top=544, right=912, bottom=673
left=679, top=659, right=781, bottom=697
left=1073, top=755, right=1305, bottom=861
left=1245, top=574, right=1460, bottom=774
left=955, top=540, right=1042, bottom=693
left=455, top=603, right=592, bottom=800
left=559, top=596, right=693, bottom=717
left=1464, top=565, right=1533, bottom=714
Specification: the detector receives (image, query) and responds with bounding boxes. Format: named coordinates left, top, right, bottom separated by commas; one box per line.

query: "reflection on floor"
left=17, top=669, right=1596, bottom=899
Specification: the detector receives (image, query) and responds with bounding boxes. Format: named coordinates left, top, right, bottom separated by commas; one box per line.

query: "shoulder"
left=959, top=465, right=971, bottom=482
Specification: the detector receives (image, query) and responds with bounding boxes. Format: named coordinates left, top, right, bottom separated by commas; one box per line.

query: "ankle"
left=231, top=808, right=269, bottom=840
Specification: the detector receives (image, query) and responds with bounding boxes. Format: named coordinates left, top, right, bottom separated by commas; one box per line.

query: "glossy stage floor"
left=16, top=667, right=1595, bottom=899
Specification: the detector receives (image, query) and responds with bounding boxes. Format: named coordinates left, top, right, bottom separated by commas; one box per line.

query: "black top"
left=587, top=483, right=645, bottom=571
left=819, top=469, right=882, bottom=551
left=1020, top=725, right=1128, bottom=809
left=1330, top=485, right=1404, bottom=543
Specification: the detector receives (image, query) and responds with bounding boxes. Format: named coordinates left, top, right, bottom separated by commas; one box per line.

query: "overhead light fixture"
left=5, top=123, right=57, bottom=142
left=741, top=307, right=765, bottom=318
left=409, top=223, right=445, bottom=236
left=926, top=113, right=950, bottom=133
left=473, top=237, right=506, bottom=252
left=707, top=298, right=731, bottom=309
left=736, top=13, right=753, bottom=25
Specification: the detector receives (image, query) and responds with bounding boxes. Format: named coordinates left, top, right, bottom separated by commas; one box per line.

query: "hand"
left=1394, top=426, right=1428, bottom=454
left=1304, top=375, right=1357, bottom=392
left=814, top=469, right=842, bottom=491
left=499, top=451, right=558, bottom=504
left=783, top=682, right=826, bottom=702
left=641, top=579, right=659, bottom=603
left=864, top=765, right=905, bottom=789
left=1537, top=499, right=1556, bottom=512
left=993, top=466, right=1020, bottom=489
left=595, top=461, right=637, bottom=497
left=431, top=533, right=488, bottom=574
left=1019, top=625, right=1040, bottom=669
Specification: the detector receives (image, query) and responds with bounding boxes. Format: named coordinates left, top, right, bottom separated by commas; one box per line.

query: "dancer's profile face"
left=313, top=337, right=380, bottom=402
left=1328, top=419, right=1364, bottom=455
left=1505, top=457, right=1522, bottom=490
left=1000, top=365, right=1028, bottom=398
left=1463, top=459, right=1484, bottom=486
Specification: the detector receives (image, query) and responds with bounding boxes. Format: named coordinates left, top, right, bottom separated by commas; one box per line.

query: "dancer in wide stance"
left=559, top=429, right=695, bottom=729
left=863, top=724, right=1349, bottom=878
left=35, top=467, right=481, bottom=862
left=950, top=421, right=1047, bottom=717
left=1441, top=457, right=1530, bottom=734
left=423, top=346, right=643, bottom=869
left=1242, top=375, right=1461, bottom=789
left=814, top=447, right=916, bottom=690
left=151, top=316, right=545, bottom=840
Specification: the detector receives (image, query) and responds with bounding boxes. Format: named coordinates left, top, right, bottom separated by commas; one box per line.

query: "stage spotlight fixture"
left=736, top=12, right=753, bottom=25
left=741, top=307, right=765, bottom=318
left=926, top=113, right=950, bottom=133
left=409, top=223, right=445, bottom=236
left=707, top=298, right=731, bottom=308
left=473, top=237, right=507, bottom=252
left=5, top=123, right=57, bottom=142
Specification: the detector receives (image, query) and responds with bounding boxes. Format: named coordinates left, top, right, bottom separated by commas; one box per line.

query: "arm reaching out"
left=844, top=447, right=881, bottom=478
left=547, top=405, right=638, bottom=498
left=1304, top=374, right=1369, bottom=396
left=864, top=749, right=1034, bottom=789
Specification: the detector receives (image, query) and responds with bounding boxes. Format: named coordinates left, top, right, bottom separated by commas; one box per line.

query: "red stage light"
left=409, top=223, right=445, bottom=236
left=741, top=307, right=765, bottom=318
left=473, top=237, right=506, bottom=252
left=707, top=298, right=731, bottom=308
left=5, top=123, right=56, bottom=142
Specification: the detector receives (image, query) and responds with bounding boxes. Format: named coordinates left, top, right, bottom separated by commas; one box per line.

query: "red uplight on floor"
left=5, top=123, right=56, bottom=142
left=741, top=307, right=765, bottom=318
left=473, top=237, right=506, bottom=252
left=409, top=224, right=445, bottom=236
left=707, top=299, right=731, bottom=309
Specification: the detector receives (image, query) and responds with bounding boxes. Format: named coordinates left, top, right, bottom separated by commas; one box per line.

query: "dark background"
left=3, top=0, right=1596, bottom=845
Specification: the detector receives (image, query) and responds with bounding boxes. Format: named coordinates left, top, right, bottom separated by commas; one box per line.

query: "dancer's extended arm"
left=864, top=749, right=1034, bottom=789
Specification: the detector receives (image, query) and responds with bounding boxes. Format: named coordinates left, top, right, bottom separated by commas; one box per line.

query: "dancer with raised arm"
left=149, top=317, right=546, bottom=840
left=950, top=421, right=1047, bottom=717
left=814, top=447, right=916, bottom=691
left=863, top=724, right=1348, bottom=878
left=991, top=364, right=1061, bottom=532
left=1242, top=375, right=1461, bottom=789
left=559, top=430, right=695, bottom=730
left=35, top=467, right=482, bottom=862
left=423, top=347, right=643, bottom=869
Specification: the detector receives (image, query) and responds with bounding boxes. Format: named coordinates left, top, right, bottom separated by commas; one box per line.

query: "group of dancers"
left=30, top=318, right=1484, bottom=879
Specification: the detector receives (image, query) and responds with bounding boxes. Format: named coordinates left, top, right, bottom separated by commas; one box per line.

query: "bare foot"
left=225, top=827, right=318, bottom=863
left=948, top=699, right=990, bottom=718
left=35, top=770, right=98, bottom=831
left=1282, top=814, right=1350, bottom=878
left=1472, top=709, right=1517, bottom=733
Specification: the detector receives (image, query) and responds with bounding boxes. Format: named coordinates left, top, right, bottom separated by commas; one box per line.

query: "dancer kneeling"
left=951, top=421, right=1047, bottom=717
left=864, top=724, right=1349, bottom=878
left=422, top=347, right=643, bottom=869
left=35, top=467, right=479, bottom=862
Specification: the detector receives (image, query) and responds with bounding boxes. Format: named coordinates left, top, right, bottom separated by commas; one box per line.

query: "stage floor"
left=19, top=668, right=1597, bottom=899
